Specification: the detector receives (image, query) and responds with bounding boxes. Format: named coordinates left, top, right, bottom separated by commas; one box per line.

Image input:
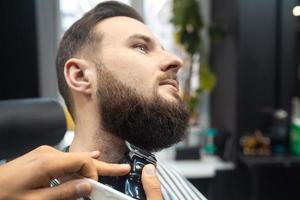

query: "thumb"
left=37, top=179, right=92, bottom=200
left=141, top=164, right=163, bottom=200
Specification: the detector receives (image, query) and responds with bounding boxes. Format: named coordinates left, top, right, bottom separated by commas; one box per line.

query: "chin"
left=159, top=92, right=180, bottom=102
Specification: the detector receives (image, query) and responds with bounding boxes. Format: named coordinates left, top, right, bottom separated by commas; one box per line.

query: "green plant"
left=171, top=0, right=225, bottom=121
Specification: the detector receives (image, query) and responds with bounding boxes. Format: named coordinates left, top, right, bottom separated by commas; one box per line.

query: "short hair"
left=56, top=1, right=143, bottom=118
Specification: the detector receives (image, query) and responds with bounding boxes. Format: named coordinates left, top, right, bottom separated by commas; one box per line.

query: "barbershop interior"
left=1, top=0, right=300, bottom=200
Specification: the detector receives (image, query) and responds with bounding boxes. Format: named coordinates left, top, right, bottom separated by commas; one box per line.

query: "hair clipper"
left=123, top=142, right=157, bottom=200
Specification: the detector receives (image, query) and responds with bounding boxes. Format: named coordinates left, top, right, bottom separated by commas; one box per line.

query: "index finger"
left=92, top=160, right=131, bottom=176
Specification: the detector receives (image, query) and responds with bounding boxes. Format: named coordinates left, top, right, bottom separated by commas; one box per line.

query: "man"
left=56, top=1, right=206, bottom=199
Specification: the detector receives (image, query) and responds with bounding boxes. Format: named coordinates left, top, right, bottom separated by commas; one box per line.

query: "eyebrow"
left=127, top=34, right=165, bottom=50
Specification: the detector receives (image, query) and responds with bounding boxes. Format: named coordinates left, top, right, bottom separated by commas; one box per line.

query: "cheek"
left=122, top=70, right=155, bottom=97
left=105, top=52, right=157, bottom=90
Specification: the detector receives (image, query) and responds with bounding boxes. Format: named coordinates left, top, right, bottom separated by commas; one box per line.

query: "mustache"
left=157, top=72, right=178, bottom=83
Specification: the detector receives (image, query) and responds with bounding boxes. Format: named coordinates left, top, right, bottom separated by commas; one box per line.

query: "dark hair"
left=56, top=1, right=143, bottom=118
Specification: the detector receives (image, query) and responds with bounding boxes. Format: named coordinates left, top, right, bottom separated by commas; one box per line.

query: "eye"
left=134, top=44, right=148, bottom=54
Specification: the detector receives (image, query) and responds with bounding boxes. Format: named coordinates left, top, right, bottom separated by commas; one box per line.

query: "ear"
left=64, top=58, right=95, bottom=95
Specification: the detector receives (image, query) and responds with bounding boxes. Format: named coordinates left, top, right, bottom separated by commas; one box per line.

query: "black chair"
left=0, top=98, right=67, bottom=159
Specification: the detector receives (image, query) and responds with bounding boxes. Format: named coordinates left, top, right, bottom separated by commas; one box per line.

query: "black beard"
left=96, top=66, right=189, bottom=152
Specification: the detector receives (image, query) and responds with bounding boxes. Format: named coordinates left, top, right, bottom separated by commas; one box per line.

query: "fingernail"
left=120, top=164, right=131, bottom=169
left=76, top=181, right=91, bottom=196
left=144, top=164, right=156, bottom=176
left=90, top=150, right=100, bottom=158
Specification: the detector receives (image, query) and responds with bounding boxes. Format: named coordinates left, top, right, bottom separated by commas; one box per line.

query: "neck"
left=69, top=114, right=126, bottom=163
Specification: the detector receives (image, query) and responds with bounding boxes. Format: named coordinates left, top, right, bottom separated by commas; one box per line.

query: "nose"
left=160, top=51, right=183, bottom=73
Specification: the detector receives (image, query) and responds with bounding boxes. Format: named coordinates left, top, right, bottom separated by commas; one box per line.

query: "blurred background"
left=1, top=0, right=300, bottom=199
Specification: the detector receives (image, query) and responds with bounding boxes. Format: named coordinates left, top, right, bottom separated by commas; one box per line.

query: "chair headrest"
left=0, top=98, right=67, bottom=158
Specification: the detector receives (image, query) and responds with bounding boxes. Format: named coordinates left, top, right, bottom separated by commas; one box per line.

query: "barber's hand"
left=0, top=145, right=130, bottom=200
left=142, top=164, right=163, bottom=200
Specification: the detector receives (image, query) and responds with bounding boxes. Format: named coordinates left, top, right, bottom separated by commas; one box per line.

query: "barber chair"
left=0, top=98, right=67, bottom=159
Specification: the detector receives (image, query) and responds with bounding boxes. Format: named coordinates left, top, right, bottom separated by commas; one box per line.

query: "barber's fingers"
left=93, top=160, right=131, bottom=176
left=60, top=151, right=130, bottom=178
left=25, top=146, right=99, bottom=183
left=142, top=164, right=163, bottom=200
left=44, top=152, right=99, bottom=181
left=30, top=179, right=92, bottom=200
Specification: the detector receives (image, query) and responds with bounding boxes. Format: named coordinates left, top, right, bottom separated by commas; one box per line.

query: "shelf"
left=156, top=153, right=235, bottom=179
left=238, top=154, right=300, bottom=167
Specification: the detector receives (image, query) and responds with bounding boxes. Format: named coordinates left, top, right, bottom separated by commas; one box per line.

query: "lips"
left=159, top=79, right=179, bottom=91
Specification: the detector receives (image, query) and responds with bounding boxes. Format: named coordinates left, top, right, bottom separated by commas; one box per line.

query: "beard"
left=96, top=66, right=189, bottom=152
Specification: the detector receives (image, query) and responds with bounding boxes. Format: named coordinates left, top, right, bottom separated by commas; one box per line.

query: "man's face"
left=92, top=16, right=189, bottom=151
left=94, top=16, right=183, bottom=102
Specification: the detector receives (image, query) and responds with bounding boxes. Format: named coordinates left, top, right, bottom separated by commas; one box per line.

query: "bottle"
left=270, top=109, right=288, bottom=154
left=204, top=128, right=217, bottom=154
left=290, top=97, right=300, bottom=156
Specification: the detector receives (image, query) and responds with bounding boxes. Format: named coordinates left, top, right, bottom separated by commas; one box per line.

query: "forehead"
left=93, top=16, right=160, bottom=46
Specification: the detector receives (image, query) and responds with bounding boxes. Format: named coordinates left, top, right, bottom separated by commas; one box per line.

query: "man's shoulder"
left=156, top=160, right=207, bottom=200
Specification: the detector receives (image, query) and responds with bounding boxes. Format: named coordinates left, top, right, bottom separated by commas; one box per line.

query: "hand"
left=142, top=164, right=163, bottom=200
left=0, top=145, right=130, bottom=200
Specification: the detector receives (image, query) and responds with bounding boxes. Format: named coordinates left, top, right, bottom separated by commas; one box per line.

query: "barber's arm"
left=0, top=145, right=130, bottom=200
left=0, top=145, right=163, bottom=200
